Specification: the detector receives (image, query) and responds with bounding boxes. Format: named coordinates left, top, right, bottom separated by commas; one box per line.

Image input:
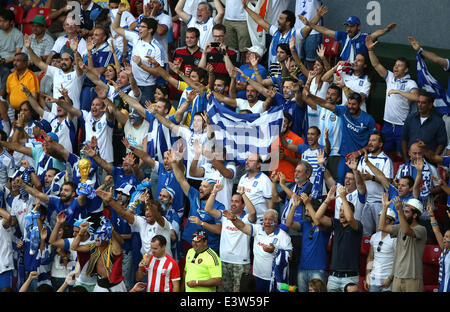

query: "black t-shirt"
left=329, top=218, right=363, bottom=272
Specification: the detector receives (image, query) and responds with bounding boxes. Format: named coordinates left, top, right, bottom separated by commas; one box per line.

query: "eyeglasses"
left=377, top=240, right=383, bottom=252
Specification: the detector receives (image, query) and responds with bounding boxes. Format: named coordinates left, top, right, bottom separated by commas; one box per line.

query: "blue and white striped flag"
left=416, top=51, right=450, bottom=114
left=207, top=95, right=284, bottom=166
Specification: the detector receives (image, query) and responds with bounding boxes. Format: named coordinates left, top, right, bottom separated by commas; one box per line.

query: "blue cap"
left=47, top=132, right=59, bottom=142
left=344, top=16, right=361, bottom=26
left=34, top=119, right=52, bottom=133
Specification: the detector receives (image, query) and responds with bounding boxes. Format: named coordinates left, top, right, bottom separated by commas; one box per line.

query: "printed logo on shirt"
left=359, top=80, right=364, bottom=86
left=252, top=181, right=258, bottom=187
left=330, top=115, right=336, bottom=122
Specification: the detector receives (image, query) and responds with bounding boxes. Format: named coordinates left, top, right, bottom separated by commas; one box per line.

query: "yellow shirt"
left=184, top=247, right=222, bottom=292
left=6, top=69, right=40, bottom=110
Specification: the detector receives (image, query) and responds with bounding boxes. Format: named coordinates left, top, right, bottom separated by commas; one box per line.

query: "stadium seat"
left=434, top=203, right=447, bottom=229
left=22, top=7, right=51, bottom=35
left=172, top=21, right=181, bottom=42
left=6, top=4, right=25, bottom=27
left=358, top=275, right=367, bottom=292
left=422, top=244, right=441, bottom=287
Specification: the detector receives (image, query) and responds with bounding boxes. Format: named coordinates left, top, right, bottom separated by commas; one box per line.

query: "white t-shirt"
left=152, top=12, right=172, bottom=64
left=201, top=162, right=236, bottom=208
left=268, top=24, right=304, bottom=66
left=109, top=9, right=137, bottom=55
left=42, top=111, right=75, bottom=153
left=45, top=66, right=83, bottom=115
left=0, top=219, right=13, bottom=274
left=219, top=212, right=252, bottom=264
left=51, top=35, right=87, bottom=57
left=131, top=215, right=172, bottom=257
left=295, top=0, right=321, bottom=35
left=182, top=0, right=201, bottom=16
left=224, top=0, right=247, bottom=21
left=251, top=224, right=292, bottom=280
left=125, top=30, right=163, bottom=86
left=357, top=152, right=393, bottom=203
left=236, top=99, right=265, bottom=114
left=317, top=105, right=342, bottom=156
left=80, top=111, right=114, bottom=163
left=175, top=126, right=208, bottom=181
left=238, top=171, right=272, bottom=223
left=383, top=71, right=419, bottom=125
left=339, top=71, right=371, bottom=112
left=267, top=0, right=289, bottom=26
left=10, top=196, right=35, bottom=235
left=334, top=186, right=366, bottom=221
left=308, top=78, right=329, bottom=128
left=124, top=119, right=150, bottom=152
left=187, top=16, right=214, bottom=51
left=0, top=149, right=15, bottom=187
left=369, top=231, right=397, bottom=286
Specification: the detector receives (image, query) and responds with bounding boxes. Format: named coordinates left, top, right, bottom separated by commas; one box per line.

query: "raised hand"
left=326, top=185, right=337, bottom=201
left=317, top=148, right=326, bottom=167
left=56, top=211, right=66, bottom=224
left=382, top=192, right=392, bottom=208
left=393, top=196, right=403, bottom=211
left=297, top=14, right=309, bottom=26
left=407, top=36, right=421, bottom=51
left=24, top=34, right=31, bottom=49
left=365, top=35, right=378, bottom=50
left=385, top=23, right=397, bottom=32
left=345, top=157, right=357, bottom=171
left=316, top=44, right=325, bottom=58
left=317, top=5, right=328, bottom=17
left=212, top=183, right=224, bottom=195
left=132, top=55, right=142, bottom=66
left=122, top=137, right=132, bottom=149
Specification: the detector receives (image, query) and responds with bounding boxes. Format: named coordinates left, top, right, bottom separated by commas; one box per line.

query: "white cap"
left=116, top=183, right=136, bottom=196
left=405, top=198, right=424, bottom=214
left=246, top=46, right=264, bottom=58
left=379, top=208, right=397, bottom=220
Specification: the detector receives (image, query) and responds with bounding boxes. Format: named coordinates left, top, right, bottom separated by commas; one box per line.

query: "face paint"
left=129, top=112, right=141, bottom=125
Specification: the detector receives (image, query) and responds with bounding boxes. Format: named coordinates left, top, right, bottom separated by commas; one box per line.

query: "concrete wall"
left=304, top=0, right=450, bottom=51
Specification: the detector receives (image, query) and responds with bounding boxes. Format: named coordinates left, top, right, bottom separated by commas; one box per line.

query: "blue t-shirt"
left=110, top=209, right=132, bottom=251
left=272, top=92, right=307, bottom=138
left=182, top=187, right=224, bottom=253
left=387, top=184, right=415, bottom=223
left=47, top=196, right=86, bottom=228
left=112, top=166, right=140, bottom=189
left=442, top=156, right=450, bottom=207
left=334, top=105, right=377, bottom=155
left=299, top=221, right=331, bottom=270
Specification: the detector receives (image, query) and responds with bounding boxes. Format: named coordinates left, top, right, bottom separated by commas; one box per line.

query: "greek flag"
left=416, top=51, right=450, bottom=114
left=207, top=95, right=284, bottom=165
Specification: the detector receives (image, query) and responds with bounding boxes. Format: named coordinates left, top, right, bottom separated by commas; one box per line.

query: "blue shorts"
left=300, top=34, right=323, bottom=62
left=381, top=122, right=403, bottom=153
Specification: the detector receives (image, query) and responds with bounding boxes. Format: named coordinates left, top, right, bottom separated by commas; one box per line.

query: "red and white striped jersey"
left=145, top=254, right=181, bottom=292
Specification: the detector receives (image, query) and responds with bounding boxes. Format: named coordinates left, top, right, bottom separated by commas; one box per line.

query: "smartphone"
left=211, top=42, right=220, bottom=47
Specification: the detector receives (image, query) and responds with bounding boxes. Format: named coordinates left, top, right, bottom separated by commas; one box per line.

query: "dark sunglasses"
left=377, top=240, right=383, bottom=252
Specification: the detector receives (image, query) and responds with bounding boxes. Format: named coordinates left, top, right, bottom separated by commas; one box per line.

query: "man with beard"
left=302, top=14, right=396, bottom=62
left=357, top=133, right=394, bottom=235
left=378, top=196, right=427, bottom=292
left=25, top=33, right=84, bottom=116
left=205, top=183, right=256, bottom=292
left=238, top=152, right=273, bottom=224
left=169, top=147, right=224, bottom=254
left=304, top=86, right=377, bottom=184
left=96, top=185, right=173, bottom=260
left=158, top=187, right=182, bottom=262
left=15, top=178, right=87, bottom=229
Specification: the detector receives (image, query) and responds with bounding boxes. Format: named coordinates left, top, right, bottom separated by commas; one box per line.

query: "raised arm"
left=204, top=184, right=224, bottom=220
left=363, top=151, right=390, bottom=191
left=0, top=140, right=33, bottom=157
left=394, top=196, right=416, bottom=238
left=366, top=35, right=388, bottom=79
left=222, top=209, right=251, bottom=235
left=303, top=74, right=335, bottom=111
left=299, top=5, right=328, bottom=39
left=412, top=157, right=423, bottom=199
left=213, top=0, right=224, bottom=24
left=15, top=177, right=50, bottom=205
left=122, top=137, right=156, bottom=169
left=174, top=0, right=191, bottom=23
left=298, top=11, right=335, bottom=38
left=370, top=23, right=397, bottom=41
left=84, top=143, right=113, bottom=175
left=337, top=185, right=359, bottom=230
left=408, top=36, right=449, bottom=69
left=24, top=34, right=48, bottom=73
left=346, top=158, right=366, bottom=196
left=237, top=186, right=256, bottom=223
left=168, top=148, right=191, bottom=196
left=314, top=186, right=336, bottom=229
left=427, top=202, right=445, bottom=249
left=111, top=4, right=128, bottom=38
left=285, top=194, right=302, bottom=231
left=242, top=0, right=270, bottom=32
left=96, top=185, right=135, bottom=225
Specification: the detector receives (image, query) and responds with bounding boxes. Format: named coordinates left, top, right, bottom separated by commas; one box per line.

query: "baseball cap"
left=405, top=198, right=424, bottom=214
left=30, top=15, right=46, bottom=26
left=344, top=16, right=361, bottom=26
left=245, top=45, right=264, bottom=58
left=47, top=132, right=59, bottom=142
left=116, top=183, right=136, bottom=196
left=34, top=119, right=52, bottom=133
left=192, top=229, right=208, bottom=242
